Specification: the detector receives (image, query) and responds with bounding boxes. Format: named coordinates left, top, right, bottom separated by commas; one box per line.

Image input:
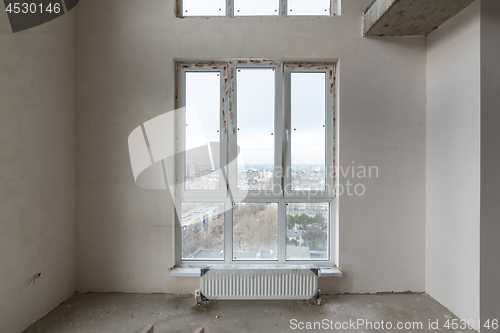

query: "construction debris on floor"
left=22, top=292, right=476, bottom=333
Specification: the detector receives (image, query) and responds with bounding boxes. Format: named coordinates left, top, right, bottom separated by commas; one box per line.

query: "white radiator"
left=197, top=266, right=319, bottom=302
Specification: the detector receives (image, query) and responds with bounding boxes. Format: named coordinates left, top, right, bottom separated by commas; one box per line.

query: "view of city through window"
left=286, top=203, right=328, bottom=260
left=185, top=164, right=327, bottom=191
left=181, top=202, right=225, bottom=260
left=181, top=201, right=329, bottom=261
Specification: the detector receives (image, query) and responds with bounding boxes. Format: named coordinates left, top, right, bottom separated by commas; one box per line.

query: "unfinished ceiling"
left=364, top=0, right=478, bottom=36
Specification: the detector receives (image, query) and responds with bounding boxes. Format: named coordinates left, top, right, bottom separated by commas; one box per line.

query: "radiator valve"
left=195, top=289, right=201, bottom=305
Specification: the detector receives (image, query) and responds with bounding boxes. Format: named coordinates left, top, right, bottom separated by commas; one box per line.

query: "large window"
left=175, top=61, right=336, bottom=266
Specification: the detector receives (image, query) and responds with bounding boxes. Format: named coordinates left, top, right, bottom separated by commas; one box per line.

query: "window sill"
left=169, top=265, right=342, bottom=278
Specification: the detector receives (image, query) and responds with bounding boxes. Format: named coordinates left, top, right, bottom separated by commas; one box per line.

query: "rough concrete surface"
left=364, top=0, right=478, bottom=36
left=23, top=293, right=476, bottom=333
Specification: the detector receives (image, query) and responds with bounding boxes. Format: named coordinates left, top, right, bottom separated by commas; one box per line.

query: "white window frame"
left=175, top=60, right=337, bottom=268
left=175, top=63, right=228, bottom=200
left=177, top=0, right=339, bottom=18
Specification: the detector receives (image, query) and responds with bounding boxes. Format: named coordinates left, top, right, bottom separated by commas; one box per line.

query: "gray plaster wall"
left=76, top=0, right=426, bottom=295
left=0, top=10, right=77, bottom=333
left=480, top=0, right=500, bottom=330
left=426, top=1, right=481, bottom=329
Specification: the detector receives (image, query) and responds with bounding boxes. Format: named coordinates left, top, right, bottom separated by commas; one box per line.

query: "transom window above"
left=179, top=0, right=339, bottom=17
left=175, top=60, right=337, bottom=267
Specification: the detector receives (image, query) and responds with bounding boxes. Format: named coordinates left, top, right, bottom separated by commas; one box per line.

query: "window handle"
left=286, top=129, right=289, bottom=142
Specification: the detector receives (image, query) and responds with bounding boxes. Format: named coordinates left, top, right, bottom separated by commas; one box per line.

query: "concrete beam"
left=364, top=0, right=478, bottom=36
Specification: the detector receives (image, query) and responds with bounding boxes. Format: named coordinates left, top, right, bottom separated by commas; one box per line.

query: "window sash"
left=283, top=64, right=335, bottom=200
left=228, top=61, right=284, bottom=200
left=176, top=64, right=228, bottom=200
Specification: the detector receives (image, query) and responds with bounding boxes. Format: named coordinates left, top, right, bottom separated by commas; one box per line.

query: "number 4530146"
left=444, top=318, right=498, bottom=330
left=5, top=3, right=61, bottom=14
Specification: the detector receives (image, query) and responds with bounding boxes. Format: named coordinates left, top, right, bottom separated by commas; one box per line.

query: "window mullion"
left=274, top=63, right=284, bottom=198
left=281, top=66, right=290, bottom=263
left=227, top=63, right=236, bottom=263
left=224, top=199, right=233, bottom=263
left=228, top=0, right=234, bottom=17
left=278, top=200, right=286, bottom=263
left=277, top=64, right=286, bottom=263
left=177, top=0, right=182, bottom=18
left=326, top=64, right=335, bottom=199
left=220, top=66, right=231, bottom=197
left=331, top=0, right=337, bottom=16
left=227, top=63, right=237, bottom=204
left=283, top=66, right=292, bottom=197
left=222, top=63, right=232, bottom=263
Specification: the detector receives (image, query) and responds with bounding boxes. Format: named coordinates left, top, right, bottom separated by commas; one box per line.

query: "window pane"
left=236, top=68, right=275, bottom=191
left=233, top=203, right=278, bottom=260
left=183, top=0, right=226, bottom=16
left=287, top=0, right=330, bottom=16
left=185, top=72, right=220, bottom=190
left=290, top=72, right=326, bottom=191
left=234, top=0, right=280, bottom=16
left=181, top=203, right=225, bottom=260
left=286, top=203, right=329, bottom=260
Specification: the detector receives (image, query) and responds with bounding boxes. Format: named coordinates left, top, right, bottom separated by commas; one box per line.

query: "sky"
left=185, top=68, right=327, bottom=169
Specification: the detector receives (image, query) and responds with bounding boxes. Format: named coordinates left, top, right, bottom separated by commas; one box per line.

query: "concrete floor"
left=23, top=293, right=475, bottom=333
